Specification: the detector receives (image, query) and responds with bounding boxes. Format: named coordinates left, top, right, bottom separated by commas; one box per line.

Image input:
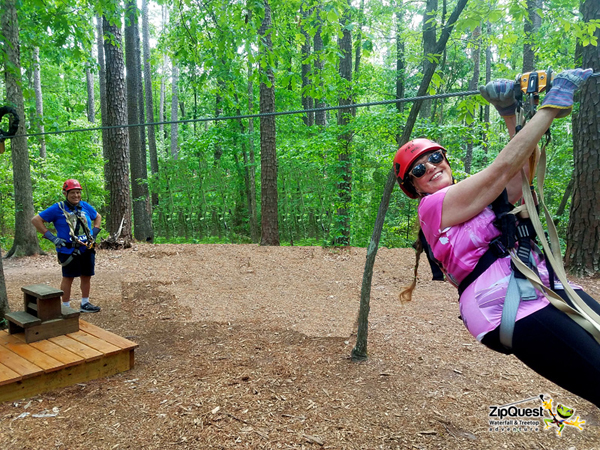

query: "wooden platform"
left=0, top=320, right=138, bottom=403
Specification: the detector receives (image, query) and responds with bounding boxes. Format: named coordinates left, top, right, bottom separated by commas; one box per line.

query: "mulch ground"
left=1, top=244, right=599, bottom=449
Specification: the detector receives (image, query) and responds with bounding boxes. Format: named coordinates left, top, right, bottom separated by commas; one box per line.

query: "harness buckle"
left=489, top=236, right=510, bottom=258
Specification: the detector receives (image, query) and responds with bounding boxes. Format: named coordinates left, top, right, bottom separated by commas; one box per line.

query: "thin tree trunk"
left=142, top=0, right=159, bottom=207
left=258, top=0, right=279, bottom=246
left=395, top=9, right=406, bottom=127
left=313, top=7, right=326, bottom=127
left=97, top=14, right=110, bottom=188
left=335, top=0, right=353, bottom=246
left=125, top=0, right=153, bottom=242
left=159, top=5, right=168, bottom=146
left=103, top=14, right=133, bottom=242
left=32, top=47, right=47, bottom=157
left=522, top=0, right=541, bottom=72
left=353, top=0, right=469, bottom=360
left=170, top=61, right=179, bottom=160
left=420, top=0, right=438, bottom=119
left=2, top=0, right=42, bottom=257
left=247, top=52, right=259, bottom=242
left=300, top=3, right=314, bottom=126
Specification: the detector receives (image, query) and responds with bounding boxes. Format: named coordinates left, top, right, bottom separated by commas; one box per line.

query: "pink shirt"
left=418, top=187, right=552, bottom=341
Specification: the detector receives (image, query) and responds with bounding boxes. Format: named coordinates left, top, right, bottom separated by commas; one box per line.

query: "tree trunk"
left=1, top=0, right=42, bottom=257
left=142, top=0, right=159, bottom=207
left=353, top=0, right=469, bottom=360
left=395, top=10, right=406, bottom=119
left=522, top=0, right=541, bottom=73
left=159, top=5, right=168, bottom=146
left=300, top=3, right=314, bottom=126
left=32, top=47, right=47, bottom=157
left=464, top=25, right=481, bottom=174
left=103, top=14, right=133, bottom=242
left=247, top=51, right=259, bottom=243
left=565, top=0, right=599, bottom=276
left=170, top=61, right=179, bottom=160
left=335, top=0, right=353, bottom=246
left=420, top=0, right=438, bottom=120
left=125, top=0, right=153, bottom=243
left=258, top=0, right=279, bottom=246
left=313, top=7, right=326, bottom=127
left=97, top=14, right=110, bottom=188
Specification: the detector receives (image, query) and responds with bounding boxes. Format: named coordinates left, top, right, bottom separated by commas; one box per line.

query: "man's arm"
left=31, top=214, right=49, bottom=235
left=93, top=213, right=102, bottom=228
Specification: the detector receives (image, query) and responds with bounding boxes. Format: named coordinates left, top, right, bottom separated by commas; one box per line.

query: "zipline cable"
left=5, top=71, right=600, bottom=140
left=6, top=90, right=481, bottom=139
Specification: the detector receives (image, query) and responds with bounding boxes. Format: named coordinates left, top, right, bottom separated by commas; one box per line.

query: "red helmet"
left=393, top=138, right=447, bottom=199
left=62, top=179, right=82, bottom=192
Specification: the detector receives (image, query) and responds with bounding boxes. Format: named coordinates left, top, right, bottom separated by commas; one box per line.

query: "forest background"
left=0, top=0, right=599, bottom=300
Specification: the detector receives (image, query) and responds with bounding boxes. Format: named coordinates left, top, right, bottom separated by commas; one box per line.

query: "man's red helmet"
left=62, top=179, right=82, bottom=192
left=393, top=138, right=447, bottom=199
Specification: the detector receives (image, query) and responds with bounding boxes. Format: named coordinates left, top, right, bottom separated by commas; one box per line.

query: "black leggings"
left=482, top=289, right=600, bottom=408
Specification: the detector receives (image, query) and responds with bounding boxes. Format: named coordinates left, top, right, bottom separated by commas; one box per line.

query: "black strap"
left=457, top=237, right=509, bottom=297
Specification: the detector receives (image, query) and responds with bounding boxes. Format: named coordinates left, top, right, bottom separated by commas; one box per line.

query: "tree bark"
left=142, top=0, right=159, bottom=207
left=170, top=61, right=179, bottom=160
left=353, top=0, right=469, bottom=360
left=565, top=0, right=599, bottom=276
left=522, top=0, right=541, bottom=73
left=97, top=14, right=110, bottom=188
left=335, top=0, right=353, bottom=246
left=258, top=0, right=279, bottom=246
left=125, top=0, right=153, bottom=242
left=313, top=7, right=326, bottom=127
left=300, top=3, right=314, bottom=126
left=2, top=0, right=42, bottom=257
left=395, top=10, right=406, bottom=118
left=32, top=47, right=47, bottom=157
left=420, top=0, right=438, bottom=120
left=103, top=14, right=133, bottom=242
left=246, top=46, right=259, bottom=243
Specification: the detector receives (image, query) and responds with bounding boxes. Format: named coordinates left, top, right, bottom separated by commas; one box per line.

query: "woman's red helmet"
left=62, top=179, right=82, bottom=192
left=393, top=138, right=447, bottom=199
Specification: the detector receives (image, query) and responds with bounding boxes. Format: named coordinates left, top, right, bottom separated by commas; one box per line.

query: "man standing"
left=32, top=179, right=102, bottom=313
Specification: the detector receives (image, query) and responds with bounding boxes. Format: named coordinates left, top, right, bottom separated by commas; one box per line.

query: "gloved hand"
left=479, top=79, right=517, bottom=116
left=43, top=230, right=67, bottom=248
left=540, top=68, right=593, bottom=118
left=92, top=227, right=101, bottom=239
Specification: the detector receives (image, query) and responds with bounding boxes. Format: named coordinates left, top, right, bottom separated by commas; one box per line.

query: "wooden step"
left=6, top=311, right=41, bottom=329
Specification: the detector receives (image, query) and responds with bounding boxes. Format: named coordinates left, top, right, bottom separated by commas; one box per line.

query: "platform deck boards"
left=0, top=320, right=138, bottom=403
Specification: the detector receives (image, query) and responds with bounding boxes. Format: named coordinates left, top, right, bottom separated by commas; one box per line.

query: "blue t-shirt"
left=39, top=201, right=98, bottom=254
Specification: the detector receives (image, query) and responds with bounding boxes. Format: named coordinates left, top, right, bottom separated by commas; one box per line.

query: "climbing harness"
left=423, top=68, right=600, bottom=350
left=0, top=106, right=20, bottom=154
left=56, top=201, right=96, bottom=267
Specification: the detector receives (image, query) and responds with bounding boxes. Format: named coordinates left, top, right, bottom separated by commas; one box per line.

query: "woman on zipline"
left=394, top=68, right=600, bottom=408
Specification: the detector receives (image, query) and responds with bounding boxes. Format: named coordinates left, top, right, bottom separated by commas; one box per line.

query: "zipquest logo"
left=488, top=394, right=586, bottom=436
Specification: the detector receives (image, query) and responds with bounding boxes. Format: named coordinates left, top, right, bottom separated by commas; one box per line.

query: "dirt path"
left=1, top=244, right=599, bottom=449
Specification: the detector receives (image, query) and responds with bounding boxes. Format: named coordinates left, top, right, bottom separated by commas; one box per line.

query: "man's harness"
left=57, top=201, right=96, bottom=267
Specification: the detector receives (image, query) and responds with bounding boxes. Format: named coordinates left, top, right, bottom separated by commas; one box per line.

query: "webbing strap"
left=513, top=155, right=600, bottom=344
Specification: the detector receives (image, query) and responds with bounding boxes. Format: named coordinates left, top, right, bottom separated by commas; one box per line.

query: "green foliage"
left=0, top=0, right=591, bottom=255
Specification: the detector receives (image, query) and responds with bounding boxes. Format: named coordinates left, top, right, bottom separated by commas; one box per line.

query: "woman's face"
left=409, top=151, right=453, bottom=196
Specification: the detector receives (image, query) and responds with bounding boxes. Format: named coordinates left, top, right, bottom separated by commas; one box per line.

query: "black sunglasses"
left=410, top=151, right=445, bottom=178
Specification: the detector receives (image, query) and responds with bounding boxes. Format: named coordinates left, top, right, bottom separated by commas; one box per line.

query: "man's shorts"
left=58, top=250, right=96, bottom=278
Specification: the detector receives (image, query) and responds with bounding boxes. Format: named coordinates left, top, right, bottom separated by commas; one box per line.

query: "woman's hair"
left=399, top=230, right=424, bottom=303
